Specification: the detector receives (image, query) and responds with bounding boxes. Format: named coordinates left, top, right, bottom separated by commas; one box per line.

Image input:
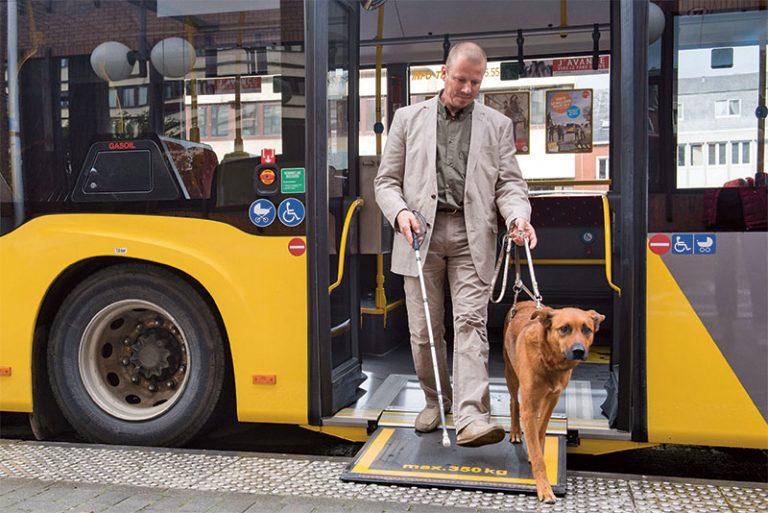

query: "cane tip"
left=442, top=437, right=451, bottom=448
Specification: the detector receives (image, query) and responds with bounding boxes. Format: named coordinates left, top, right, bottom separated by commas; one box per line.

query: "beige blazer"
left=374, top=96, right=531, bottom=284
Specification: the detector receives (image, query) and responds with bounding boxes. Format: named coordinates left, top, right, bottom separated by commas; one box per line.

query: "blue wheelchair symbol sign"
left=278, top=198, right=305, bottom=227
left=671, top=233, right=694, bottom=254
left=693, top=233, right=716, bottom=254
left=249, top=199, right=276, bottom=227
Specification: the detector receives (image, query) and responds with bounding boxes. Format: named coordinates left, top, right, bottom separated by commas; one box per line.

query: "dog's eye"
left=581, top=325, right=593, bottom=336
left=558, top=325, right=571, bottom=335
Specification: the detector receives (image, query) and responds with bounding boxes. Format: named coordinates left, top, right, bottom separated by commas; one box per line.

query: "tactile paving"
left=0, top=440, right=764, bottom=512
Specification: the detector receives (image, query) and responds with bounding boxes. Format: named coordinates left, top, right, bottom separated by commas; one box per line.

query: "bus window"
left=674, top=10, right=767, bottom=190
left=7, top=0, right=306, bottom=230
left=408, top=57, right=611, bottom=191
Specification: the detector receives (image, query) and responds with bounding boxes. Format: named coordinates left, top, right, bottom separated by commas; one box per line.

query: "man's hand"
left=396, top=210, right=421, bottom=246
left=509, top=218, right=537, bottom=249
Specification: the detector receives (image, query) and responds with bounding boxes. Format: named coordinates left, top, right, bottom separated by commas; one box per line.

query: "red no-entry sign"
left=648, top=234, right=671, bottom=255
left=288, top=238, right=306, bottom=257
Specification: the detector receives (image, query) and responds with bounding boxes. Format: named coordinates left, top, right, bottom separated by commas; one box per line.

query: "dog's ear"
left=587, top=310, right=606, bottom=332
left=530, top=307, right=553, bottom=328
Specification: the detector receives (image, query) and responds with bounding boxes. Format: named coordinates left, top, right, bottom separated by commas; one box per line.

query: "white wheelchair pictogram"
left=281, top=203, right=300, bottom=224
left=696, top=236, right=714, bottom=253
left=674, top=237, right=691, bottom=253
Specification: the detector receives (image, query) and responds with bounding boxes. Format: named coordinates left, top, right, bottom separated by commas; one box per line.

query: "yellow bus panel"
left=0, top=214, right=308, bottom=424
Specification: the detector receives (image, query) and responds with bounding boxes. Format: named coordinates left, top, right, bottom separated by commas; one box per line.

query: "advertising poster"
left=484, top=91, right=530, bottom=154
left=545, top=89, right=593, bottom=154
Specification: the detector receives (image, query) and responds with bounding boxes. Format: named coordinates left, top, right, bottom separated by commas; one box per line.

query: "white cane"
left=410, top=211, right=451, bottom=448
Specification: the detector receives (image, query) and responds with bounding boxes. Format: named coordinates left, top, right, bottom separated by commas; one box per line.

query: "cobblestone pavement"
left=0, top=439, right=765, bottom=513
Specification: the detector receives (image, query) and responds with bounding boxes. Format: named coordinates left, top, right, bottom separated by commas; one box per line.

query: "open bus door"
left=327, top=0, right=652, bottom=496
left=307, top=0, right=367, bottom=421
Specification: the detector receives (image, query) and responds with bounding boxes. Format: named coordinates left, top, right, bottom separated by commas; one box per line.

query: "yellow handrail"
left=602, top=195, right=622, bottom=296
left=329, top=198, right=365, bottom=294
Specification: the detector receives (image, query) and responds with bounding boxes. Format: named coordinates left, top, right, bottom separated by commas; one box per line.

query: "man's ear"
left=587, top=311, right=606, bottom=332
left=531, top=308, right=553, bottom=328
left=440, top=65, right=447, bottom=80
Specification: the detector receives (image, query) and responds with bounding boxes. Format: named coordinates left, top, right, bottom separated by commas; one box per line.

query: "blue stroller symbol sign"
left=249, top=199, right=276, bottom=227
left=278, top=198, right=305, bottom=227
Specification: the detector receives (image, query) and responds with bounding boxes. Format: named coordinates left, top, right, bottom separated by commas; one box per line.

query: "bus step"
left=340, top=426, right=567, bottom=495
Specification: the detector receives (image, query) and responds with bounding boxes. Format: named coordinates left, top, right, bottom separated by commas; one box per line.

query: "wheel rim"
left=79, top=299, right=191, bottom=421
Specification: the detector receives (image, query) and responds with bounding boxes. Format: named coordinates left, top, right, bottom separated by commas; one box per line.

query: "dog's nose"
left=569, top=343, right=587, bottom=361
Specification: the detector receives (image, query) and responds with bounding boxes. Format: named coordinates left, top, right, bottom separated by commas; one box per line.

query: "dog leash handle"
left=490, top=234, right=513, bottom=304
left=523, top=237, right=543, bottom=309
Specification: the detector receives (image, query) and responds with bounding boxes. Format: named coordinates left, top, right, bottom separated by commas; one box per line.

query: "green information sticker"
left=281, top=168, right=305, bottom=194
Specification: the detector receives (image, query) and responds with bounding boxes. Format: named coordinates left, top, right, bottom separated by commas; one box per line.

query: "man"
left=374, top=42, right=537, bottom=447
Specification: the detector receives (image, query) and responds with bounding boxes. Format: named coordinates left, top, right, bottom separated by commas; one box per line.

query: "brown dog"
left=503, top=301, right=605, bottom=503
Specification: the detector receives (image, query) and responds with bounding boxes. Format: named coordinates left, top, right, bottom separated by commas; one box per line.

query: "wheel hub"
left=130, top=331, right=173, bottom=379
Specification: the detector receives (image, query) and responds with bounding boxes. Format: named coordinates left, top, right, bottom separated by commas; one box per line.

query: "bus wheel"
left=48, top=264, right=225, bottom=446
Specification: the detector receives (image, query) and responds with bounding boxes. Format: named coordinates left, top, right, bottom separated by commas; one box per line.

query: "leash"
left=490, top=234, right=543, bottom=311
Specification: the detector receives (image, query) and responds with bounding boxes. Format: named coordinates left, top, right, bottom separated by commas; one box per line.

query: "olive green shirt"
left=436, top=94, right=473, bottom=211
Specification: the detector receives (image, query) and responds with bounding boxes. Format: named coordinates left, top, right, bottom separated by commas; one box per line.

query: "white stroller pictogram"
left=252, top=203, right=272, bottom=220
left=696, top=236, right=714, bottom=253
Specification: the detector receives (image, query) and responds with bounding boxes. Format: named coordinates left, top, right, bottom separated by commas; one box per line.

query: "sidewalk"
left=0, top=439, right=765, bottom=513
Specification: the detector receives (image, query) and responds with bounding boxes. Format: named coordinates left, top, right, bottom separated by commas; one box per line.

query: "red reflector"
left=0, top=367, right=11, bottom=377
left=252, top=374, right=276, bottom=385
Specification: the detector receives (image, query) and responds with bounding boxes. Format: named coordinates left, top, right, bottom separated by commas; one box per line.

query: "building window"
left=706, top=142, right=727, bottom=165
left=677, top=144, right=686, bottom=166
left=714, top=99, right=740, bottom=118
left=137, top=86, right=148, bottom=106
left=596, top=156, right=609, bottom=180
left=211, top=104, right=229, bottom=137
left=731, top=141, right=751, bottom=164
left=121, top=88, right=136, bottom=108
left=676, top=102, right=683, bottom=120
left=198, top=107, right=209, bottom=138
left=242, top=103, right=259, bottom=136
left=263, top=104, right=281, bottom=135
left=690, top=144, right=703, bottom=166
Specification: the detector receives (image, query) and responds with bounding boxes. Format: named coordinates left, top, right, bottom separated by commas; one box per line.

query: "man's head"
left=440, top=42, right=487, bottom=114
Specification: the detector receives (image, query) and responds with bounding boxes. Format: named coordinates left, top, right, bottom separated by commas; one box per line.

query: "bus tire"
left=47, top=263, right=225, bottom=447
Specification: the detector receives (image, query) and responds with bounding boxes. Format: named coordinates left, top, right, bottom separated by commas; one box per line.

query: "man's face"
left=440, top=56, right=485, bottom=112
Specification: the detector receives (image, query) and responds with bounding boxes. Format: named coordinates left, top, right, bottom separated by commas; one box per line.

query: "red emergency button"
left=260, top=169, right=276, bottom=185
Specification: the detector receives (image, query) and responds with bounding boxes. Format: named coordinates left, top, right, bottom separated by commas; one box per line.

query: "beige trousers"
left=403, top=211, right=492, bottom=433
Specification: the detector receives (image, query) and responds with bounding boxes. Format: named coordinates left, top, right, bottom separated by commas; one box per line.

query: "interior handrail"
left=602, top=194, right=622, bottom=296
left=329, top=198, right=365, bottom=294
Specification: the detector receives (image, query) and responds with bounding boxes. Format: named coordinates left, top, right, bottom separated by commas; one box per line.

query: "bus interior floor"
left=360, top=339, right=613, bottom=432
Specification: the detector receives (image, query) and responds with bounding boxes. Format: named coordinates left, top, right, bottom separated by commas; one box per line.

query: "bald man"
left=375, top=42, right=536, bottom=447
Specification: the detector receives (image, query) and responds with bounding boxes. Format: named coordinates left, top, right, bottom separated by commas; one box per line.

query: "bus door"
left=309, top=0, right=366, bottom=419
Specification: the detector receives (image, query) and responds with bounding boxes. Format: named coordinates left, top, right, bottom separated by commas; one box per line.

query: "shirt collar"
left=438, top=90, right=474, bottom=121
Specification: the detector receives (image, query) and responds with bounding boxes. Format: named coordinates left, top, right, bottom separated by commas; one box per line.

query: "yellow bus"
left=0, top=0, right=765, bottom=461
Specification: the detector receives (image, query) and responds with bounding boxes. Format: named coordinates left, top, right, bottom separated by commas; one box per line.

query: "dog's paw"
left=537, top=483, right=556, bottom=504
left=508, top=432, right=522, bottom=443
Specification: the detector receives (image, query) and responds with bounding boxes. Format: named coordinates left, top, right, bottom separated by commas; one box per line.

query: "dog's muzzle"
left=566, top=343, right=588, bottom=361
